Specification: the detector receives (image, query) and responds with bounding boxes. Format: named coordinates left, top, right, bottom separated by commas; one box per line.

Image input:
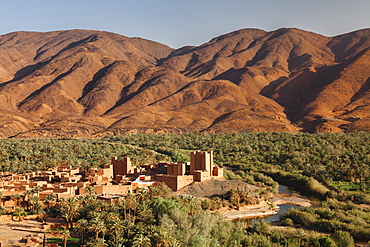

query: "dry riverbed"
left=218, top=196, right=312, bottom=220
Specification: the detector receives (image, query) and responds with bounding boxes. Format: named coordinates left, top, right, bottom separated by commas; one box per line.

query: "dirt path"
left=0, top=220, right=45, bottom=246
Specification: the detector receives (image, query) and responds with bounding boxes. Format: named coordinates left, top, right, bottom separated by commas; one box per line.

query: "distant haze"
left=1, top=0, right=370, bottom=48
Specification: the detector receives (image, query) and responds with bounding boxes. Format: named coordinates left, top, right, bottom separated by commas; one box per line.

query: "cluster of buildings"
left=0, top=151, right=223, bottom=209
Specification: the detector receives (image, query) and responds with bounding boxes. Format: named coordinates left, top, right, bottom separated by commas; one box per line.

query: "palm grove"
left=0, top=132, right=369, bottom=246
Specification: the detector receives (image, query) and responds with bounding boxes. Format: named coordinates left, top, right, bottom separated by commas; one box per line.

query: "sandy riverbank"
left=218, top=196, right=312, bottom=220
left=272, top=196, right=312, bottom=207
left=218, top=201, right=276, bottom=220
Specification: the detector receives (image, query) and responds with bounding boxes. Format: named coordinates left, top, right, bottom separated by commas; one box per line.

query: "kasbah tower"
left=111, top=150, right=223, bottom=191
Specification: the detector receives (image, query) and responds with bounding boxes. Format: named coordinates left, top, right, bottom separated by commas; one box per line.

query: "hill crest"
left=0, top=28, right=370, bottom=137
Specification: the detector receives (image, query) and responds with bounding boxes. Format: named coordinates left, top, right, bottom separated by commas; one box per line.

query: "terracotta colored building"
left=112, top=157, right=134, bottom=180
left=0, top=150, right=224, bottom=211
left=155, top=151, right=223, bottom=190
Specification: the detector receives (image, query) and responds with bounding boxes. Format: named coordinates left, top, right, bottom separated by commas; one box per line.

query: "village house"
left=0, top=151, right=223, bottom=211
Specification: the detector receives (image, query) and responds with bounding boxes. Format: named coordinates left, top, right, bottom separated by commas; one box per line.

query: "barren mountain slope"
left=0, top=28, right=369, bottom=137
left=0, top=30, right=174, bottom=137
left=160, top=28, right=370, bottom=133
left=106, top=78, right=297, bottom=133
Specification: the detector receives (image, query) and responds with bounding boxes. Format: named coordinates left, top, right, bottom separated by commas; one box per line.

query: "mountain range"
left=0, top=28, right=369, bottom=137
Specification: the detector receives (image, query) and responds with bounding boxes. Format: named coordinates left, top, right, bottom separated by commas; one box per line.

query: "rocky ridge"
left=0, top=28, right=370, bottom=137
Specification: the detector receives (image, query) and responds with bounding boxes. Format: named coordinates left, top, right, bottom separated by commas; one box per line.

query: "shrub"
left=332, top=230, right=354, bottom=247
left=281, top=208, right=318, bottom=227
left=281, top=218, right=294, bottom=227
left=242, top=233, right=272, bottom=247
left=0, top=205, right=6, bottom=215
left=309, top=236, right=335, bottom=247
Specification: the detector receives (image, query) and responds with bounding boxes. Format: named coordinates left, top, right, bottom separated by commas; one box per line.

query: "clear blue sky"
left=1, top=0, right=370, bottom=48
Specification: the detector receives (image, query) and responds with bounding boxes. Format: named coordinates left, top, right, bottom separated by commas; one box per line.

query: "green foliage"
left=224, top=189, right=259, bottom=209
left=0, top=137, right=167, bottom=172
left=281, top=199, right=370, bottom=242
left=242, top=232, right=272, bottom=247
left=1, top=132, right=369, bottom=197
left=332, top=230, right=355, bottom=247
left=0, top=205, right=6, bottom=215
left=46, top=188, right=248, bottom=247
left=46, top=237, right=78, bottom=242
left=1, top=132, right=369, bottom=246
left=244, top=223, right=336, bottom=247
left=49, top=189, right=343, bottom=247
left=309, top=236, right=335, bottom=247
left=170, top=151, right=190, bottom=163
left=268, top=171, right=330, bottom=199
left=331, top=181, right=361, bottom=191
left=150, top=196, right=178, bottom=220
left=251, top=220, right=270, bottom=234
left=159, top=208, right=244, bottom=247
left=46, top=237, right=81, bottom=242
left=13, top=207, right=27, bottom=221
left=281, top=208, right=318, bottom=227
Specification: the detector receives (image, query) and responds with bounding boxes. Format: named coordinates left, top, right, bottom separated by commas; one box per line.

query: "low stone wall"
left=0, top=214, right=41, bottom=222
left=0, top=214, right=12, bottom=222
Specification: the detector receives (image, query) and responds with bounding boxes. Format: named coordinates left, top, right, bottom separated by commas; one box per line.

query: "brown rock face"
left=0, top=28, right=370, bottom=137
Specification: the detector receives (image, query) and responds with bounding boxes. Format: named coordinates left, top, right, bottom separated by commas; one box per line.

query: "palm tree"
left=23, top=190, right=33, bottom=210
left=11, top=193, right=22, bottom=207
left=136, top=188, right=148, bottom=202
left=132, top=234, right=152, bottom=247
left=78, top=194, right=97, bottom=205
left=149, top=226, right=172, bottom=247
left=13, top=207, right=26, bottom=221
left=33, top=200, right=45, bottom=223
left=150, top=197, right=176, bottom=221
left=60, top=229, right=70, bottom=247
left=32, top=186, right=42, bottom=197
left=0, top=205, right=7, bottom=215
left=58, top=197, right=80, bottom=229
left=121, top=219, right=133, bottom=240
left=88, top=217, right=107, bottom=239
left=109, top=216, right=124, bottom=246
left=43, top=193, right=57, bottom=209
left=211, top=197, right=222, bottom=210
left=87, top=238, right=108, bottom=247
left=85, top=186, right=97, bottom=196
left=30, top=196, right=40, bottom=212
left=76, top=218, right=89, bottom=244
left=185, top=197, right=201, bottom=216
left=137, top=201, right=154, bottom=224
left=125, top=193, right=137, bottom=218
left=0, top=191, right=4, bottom=206
left=295, top=229, right=305, bottom=246
left=227, top=189, right=241, bottom=210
